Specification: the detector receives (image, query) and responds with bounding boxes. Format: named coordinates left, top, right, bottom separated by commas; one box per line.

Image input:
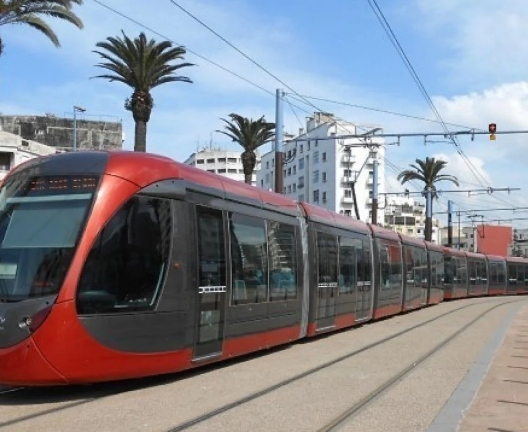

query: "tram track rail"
left=316, top=298, right=523, bottom=432
left=0, top=297, right=521, bottom=431
left=166, top=297, right=519, bottom=432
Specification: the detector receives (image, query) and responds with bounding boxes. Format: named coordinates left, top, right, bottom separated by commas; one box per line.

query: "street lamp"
left=73, top=105, right=86, bottom=151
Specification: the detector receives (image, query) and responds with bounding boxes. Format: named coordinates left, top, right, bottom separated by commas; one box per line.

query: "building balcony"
left=341, top=154, right=355, bottom=164
left=342, top=196, right=353, bottom=204
left=341, top=176, right=352, bottom=184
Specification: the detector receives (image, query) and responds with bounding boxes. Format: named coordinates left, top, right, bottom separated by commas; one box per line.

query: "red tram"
left=0, top=151, right=525, bottom=386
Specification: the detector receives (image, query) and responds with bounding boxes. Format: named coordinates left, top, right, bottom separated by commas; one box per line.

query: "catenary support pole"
left=274, top=89, right=284, bottom=194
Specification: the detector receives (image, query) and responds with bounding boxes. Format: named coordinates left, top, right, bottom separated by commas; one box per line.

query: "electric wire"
left=367, top=0, right=520, bottom=209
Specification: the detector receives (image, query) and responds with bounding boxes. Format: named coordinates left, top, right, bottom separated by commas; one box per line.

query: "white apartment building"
left=184, top=148, right=261, bottom=186
left=383, top=196, right=441, bottom=244
left=256, top=112, right=385, bottom=224
left=0, top=130, right=58, bottom=180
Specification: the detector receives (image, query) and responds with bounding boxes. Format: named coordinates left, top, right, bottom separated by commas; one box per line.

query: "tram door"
left=315, top=232, right=337, bottom=331
left=356, top=240, right=372, bottom=321
left=193, top=207, right=227, bottom=360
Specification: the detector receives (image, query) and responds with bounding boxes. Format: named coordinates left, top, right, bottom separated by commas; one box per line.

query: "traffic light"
left=489, top=123, right=496, bottom=140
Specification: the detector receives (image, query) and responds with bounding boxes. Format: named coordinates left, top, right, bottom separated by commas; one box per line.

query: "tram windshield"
left=0, top=174, right=98, bottom=301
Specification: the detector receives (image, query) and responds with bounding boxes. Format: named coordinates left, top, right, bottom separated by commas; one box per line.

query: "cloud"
left=411, top=0, right=528, bottom=88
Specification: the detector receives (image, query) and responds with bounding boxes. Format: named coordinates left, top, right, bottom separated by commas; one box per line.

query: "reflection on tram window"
left=197, top=207, right=226, bottom=288
left=76, top=196, right=172, bottom=314
left=230, top=213, right=268, bottom=305
left=338, top=236, right=361, bottom=295
left=268, top=221, right=297, bottom=301
left=317, top=232, right=338, bottom=285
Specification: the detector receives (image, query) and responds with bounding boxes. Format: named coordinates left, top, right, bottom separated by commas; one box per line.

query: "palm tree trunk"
left=244, top=173, right=252, bottom=184
left=134, top=120, right=147, bottom=152
left=425, top=217, right=432, bottom=242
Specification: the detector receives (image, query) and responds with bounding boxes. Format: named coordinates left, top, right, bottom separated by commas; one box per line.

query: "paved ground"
left=0, top=296, right=526, bottom=432
left=457, top=303, right=528, bottom=432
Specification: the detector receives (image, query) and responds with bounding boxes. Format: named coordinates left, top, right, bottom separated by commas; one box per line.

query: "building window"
left=313, top=151, right=319, bottom=164
left=313, top=189, right=320, bottom=202
left=197, top=159, right=204, bottom=164
left=322, top=172, right=327, bottom=182
left=218, top=158, right=226, bottom=163
left=300, top=144, right=304, bottom=153
left=266, top=161, right=269, bottom=169
left=313, top=170, right=319, bottom=183
left=298, top=176, right=304, bottom=189
left=299, top=158, right=304, bottom=170
left=299, top=194, right=304, bottom=201
left=261, top=179, right=264, bottom=187
left=322, top=191, right=327, bottom=203
left=228, top=158, right=237, bottom=163
left=293, top=184, right=297, bottom=192
left=265, top=173, right=270, bottom=183
left=288, top=167, right=292, bottom=176
left=344, top=190, right=352, bottom=198
left=293, top=166, right=297, bottom=175
left=207, top=158, right=215, bottom=163
left=322, top=152, right=327, bottom=162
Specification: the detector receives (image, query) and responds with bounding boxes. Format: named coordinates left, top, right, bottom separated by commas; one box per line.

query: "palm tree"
left=93, top=31, right=194, bottom=152
left=0, top=0, right=83, bottom=57
left=217, top=113, right=275, bottom=184
left=397, top=157, right=459, bottom=241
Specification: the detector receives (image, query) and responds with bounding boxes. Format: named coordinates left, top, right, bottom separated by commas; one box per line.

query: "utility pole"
left=447, top=200, right=453, bottom=248
left=371, top=149, right=379, bottom=225
left=73, top=105, right=86, bottom=151
left=458, top=210, right=461, bottom=250
left=274, top=89, right=284, bottom=194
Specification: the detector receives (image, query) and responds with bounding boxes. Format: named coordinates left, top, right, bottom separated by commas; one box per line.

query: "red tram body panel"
left=0, top=150, right=526, bottom=386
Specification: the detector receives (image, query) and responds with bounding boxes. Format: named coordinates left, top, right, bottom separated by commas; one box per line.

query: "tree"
left=217, top=113, right=275, bottom=184
left=93, top=31, right=194, bottom=152
left=0, top=0, right=83, bottom=57
left=397, top=157, right=459, bottom=241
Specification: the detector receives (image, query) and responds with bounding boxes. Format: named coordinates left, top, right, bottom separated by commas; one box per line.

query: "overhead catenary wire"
left=367, top=0, right=522, bottom=210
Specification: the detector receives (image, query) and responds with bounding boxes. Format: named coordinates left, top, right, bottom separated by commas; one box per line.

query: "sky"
left=1, top=0, right=528, bottom=228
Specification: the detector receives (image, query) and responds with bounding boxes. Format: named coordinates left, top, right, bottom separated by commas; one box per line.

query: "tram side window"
left=443, top=256, right=453, bottom=284
left=480, top=261, right=488, bottom=284
left=77, top=196, right=172, bottom=314
left=456, top=258, right=468, bottom=287
left=268, top=221, right=297, bottom=301
left=378, top=243, right=390, bottom=290
left=432, top=251, right=444, bottom=288
left=358, top=239, right=372, bottom=289
left=338, top=236, right=361, bottom=294
left=489, top=262, right=497, bottom=285
left=508, top=264, right=517, bottom=285
left=404, top=247, right=415, bottom=288
left=317, top=232, right=338, bottom=286
left=497, top=263, right=506, bottom=285
left=517, top=264, right=525, bottom=285
left=230, top=213, right=268, bottom=305
left=197, top=207, right=226, bottom=288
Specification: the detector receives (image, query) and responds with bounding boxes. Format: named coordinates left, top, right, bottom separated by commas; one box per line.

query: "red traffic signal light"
left=489, top=123, right=497, bottom=140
